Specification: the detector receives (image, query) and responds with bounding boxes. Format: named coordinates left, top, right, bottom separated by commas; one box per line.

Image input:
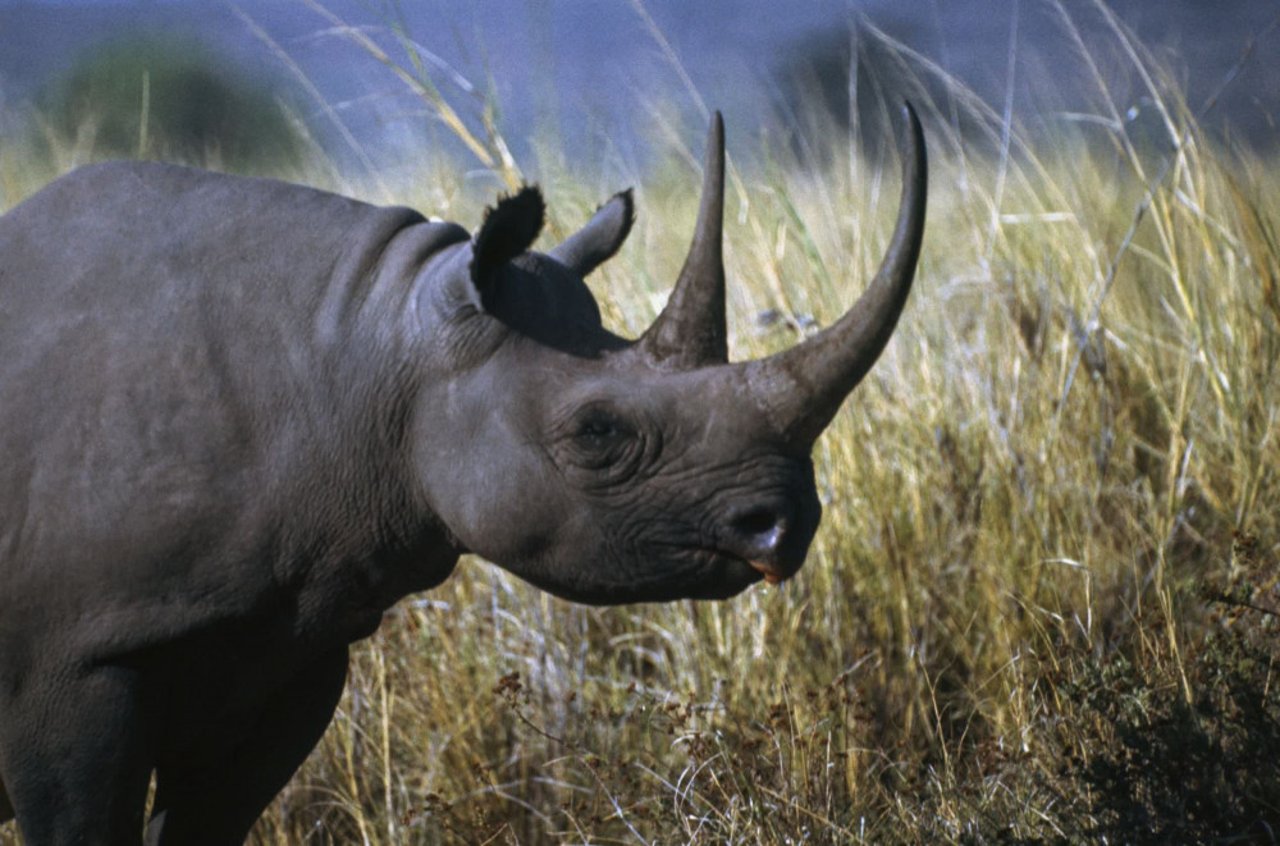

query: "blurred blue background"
left=0, top=0, right=1276, bottom=176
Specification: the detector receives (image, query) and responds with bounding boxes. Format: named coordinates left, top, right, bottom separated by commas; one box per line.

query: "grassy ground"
left=2, top=2, right=1278, bottom=843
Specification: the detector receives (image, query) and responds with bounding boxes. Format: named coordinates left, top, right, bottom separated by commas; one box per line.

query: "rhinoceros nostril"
left=727, top=505, right=789, bottom=556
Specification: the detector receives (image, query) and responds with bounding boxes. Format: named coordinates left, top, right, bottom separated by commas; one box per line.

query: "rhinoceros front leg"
left=0, top=664, right=153, bottom=845
left=145, top=648, right=349, bottom=846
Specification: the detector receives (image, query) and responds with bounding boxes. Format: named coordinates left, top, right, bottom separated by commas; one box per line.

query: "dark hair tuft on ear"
left=471, top=186, right=545, bottom=291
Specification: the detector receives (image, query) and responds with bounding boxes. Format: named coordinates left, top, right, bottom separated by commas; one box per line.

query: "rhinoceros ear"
left=549, top=189, right=635, bottom=277
left=471, top=186, right=545, bottom=297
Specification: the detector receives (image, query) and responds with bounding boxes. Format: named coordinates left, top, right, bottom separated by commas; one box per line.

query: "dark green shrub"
left=38, top=36, right=306, bottom=171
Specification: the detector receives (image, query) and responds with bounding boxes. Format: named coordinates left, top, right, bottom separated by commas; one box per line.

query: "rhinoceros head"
left=411, top=106, right=926, bottom=604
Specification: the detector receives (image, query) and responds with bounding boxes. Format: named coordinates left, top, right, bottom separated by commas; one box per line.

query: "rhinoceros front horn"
left=638, top=112, right=728, bottom=368
left=745, top=103, right=927, bottom=446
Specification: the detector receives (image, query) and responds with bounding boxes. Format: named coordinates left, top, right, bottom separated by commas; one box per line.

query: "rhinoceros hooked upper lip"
left=0, top=105, right=926, bottom=842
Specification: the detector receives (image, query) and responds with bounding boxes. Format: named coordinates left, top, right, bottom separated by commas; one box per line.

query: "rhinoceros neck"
left=194, top=189, right=476, bottom=638
left=314, top=214, right=472, bottom=352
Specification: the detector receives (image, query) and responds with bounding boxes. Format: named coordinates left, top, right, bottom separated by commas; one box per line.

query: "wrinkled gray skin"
left=0, top=107, right=925, bottom=845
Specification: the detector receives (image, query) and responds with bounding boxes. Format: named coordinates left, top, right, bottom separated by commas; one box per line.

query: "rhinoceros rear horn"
left=745, top=103, right=927, bottom=446
left=549, top=190, right=635, bottom=277
left=470, top=186, right=545, bottom=297
left=638, top=112, right=727, bottom=369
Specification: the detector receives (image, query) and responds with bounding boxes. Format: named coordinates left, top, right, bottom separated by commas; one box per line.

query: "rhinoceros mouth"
left=751, top=562, right=785, bottom=585
left=615, top=543, right=763, bottom=601
left=517, top=544, right=765, bottom=605
left=690, top=538, right=803, bottom=585
left=691, top=547, right=787, bottom=588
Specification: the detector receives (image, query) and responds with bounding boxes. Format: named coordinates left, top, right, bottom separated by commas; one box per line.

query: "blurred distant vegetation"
left=771, top=4, right=1278, bottom=164
left=769, top=23, right=946, bottom=163
left=34, top=36, right=308, bottom=172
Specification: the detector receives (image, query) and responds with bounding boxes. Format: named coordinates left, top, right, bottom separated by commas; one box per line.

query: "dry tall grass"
left=1, top=1, right=1277, bottom=843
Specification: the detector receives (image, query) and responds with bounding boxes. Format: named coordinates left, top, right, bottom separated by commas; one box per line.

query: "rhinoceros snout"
left=718, top=495, right=818, bottom=585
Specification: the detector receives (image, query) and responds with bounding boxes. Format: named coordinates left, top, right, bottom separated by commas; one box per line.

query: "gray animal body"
left=0, top=108, right=925, bottom=845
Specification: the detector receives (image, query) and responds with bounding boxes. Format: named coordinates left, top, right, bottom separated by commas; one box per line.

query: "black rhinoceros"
left=0, top=106, right=925, bottom=844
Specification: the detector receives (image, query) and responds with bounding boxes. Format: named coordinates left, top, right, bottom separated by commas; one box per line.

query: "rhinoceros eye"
left=568, top=407, right=637, bottom=469
left=575, top=410, right=626, bottom=447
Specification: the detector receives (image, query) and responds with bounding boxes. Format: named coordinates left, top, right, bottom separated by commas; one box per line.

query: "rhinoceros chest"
left=128, top=523, right=456, bottom=761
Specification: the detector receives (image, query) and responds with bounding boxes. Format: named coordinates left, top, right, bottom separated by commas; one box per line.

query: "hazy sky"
left=1, top=0, right=1276, bottom=172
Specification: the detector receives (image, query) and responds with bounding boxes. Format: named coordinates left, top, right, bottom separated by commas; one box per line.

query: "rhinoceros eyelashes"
left=549, top=190, right=635, bottom=278
left=470, top=185, right=545, bottom=298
